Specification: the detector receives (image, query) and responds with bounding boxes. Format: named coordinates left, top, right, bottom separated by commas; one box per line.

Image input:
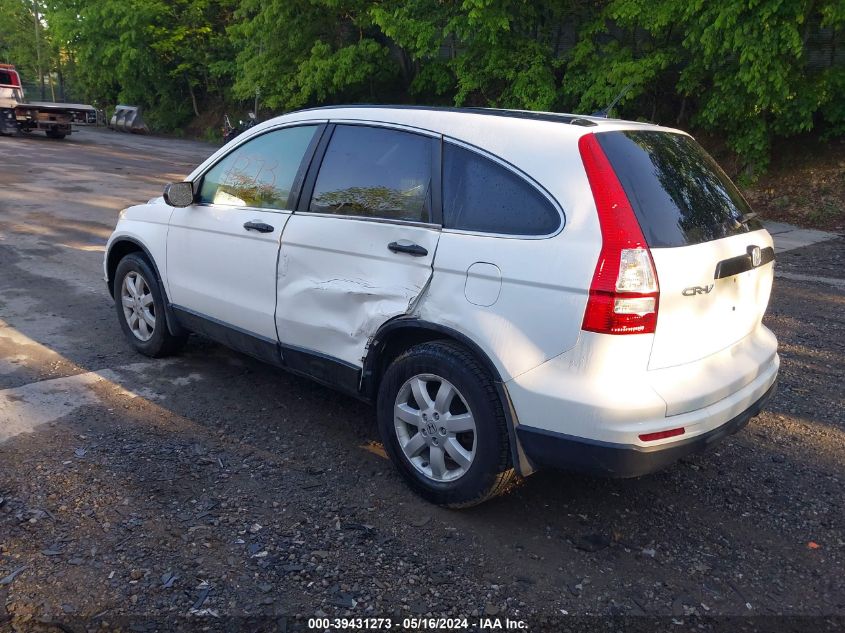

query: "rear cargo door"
left=596, top=130, right=775, bottom=370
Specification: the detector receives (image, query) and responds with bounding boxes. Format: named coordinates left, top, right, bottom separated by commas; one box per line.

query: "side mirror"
left=163, top=182, right=194, bottom=207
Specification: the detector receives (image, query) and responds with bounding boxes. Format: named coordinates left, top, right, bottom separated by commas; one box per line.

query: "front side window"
left=199, top=125, right=318, bottom=210
left=442, top=142, right=561, bottom=236
left=309, top=125, right=432, bottom=223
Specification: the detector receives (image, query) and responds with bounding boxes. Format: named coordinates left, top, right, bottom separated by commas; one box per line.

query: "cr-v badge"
left=682, top=284, right=714, bottom=296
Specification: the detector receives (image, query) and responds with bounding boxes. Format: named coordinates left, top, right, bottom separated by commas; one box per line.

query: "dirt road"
left=1, top=128, right=843, bottom=630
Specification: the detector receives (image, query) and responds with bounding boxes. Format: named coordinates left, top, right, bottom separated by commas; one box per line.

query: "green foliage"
left=0, top=0, right=40, bottom=81
left=229, top=0, right=398, bottom=110
left=46, top=0, right=236, bottom=130
left=566, top=0, right=845, bottom=175
left=2, top=0, right=841, bottom=170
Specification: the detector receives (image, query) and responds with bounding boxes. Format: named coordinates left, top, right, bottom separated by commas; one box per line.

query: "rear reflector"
left=579, top=133, right=660, bottom=335
left=639, top=428, right=685, bottom=442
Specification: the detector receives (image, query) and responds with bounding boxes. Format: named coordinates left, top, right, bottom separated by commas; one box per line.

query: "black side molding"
left=280, top=344, right=363, bottom=399
left=714, top=246, right=774, bottom=279
left=169, top=305, right=365, bottom=400
left=171, top=305, right=283, bottom=367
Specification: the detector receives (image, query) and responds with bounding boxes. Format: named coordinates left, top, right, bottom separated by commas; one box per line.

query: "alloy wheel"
left=121, top=271, right=156, bottom=342
left=393, top=373, right=477, bottom=482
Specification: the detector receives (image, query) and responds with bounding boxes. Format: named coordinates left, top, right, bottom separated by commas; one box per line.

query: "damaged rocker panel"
left=170, top=305, right=364, bottom=398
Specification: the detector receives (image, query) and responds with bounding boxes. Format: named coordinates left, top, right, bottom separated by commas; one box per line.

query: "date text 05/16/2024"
left=307, top=617, right=529, bottom=630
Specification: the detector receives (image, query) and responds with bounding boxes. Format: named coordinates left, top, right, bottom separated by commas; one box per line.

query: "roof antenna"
left=591, top=83, right=633, bottom=118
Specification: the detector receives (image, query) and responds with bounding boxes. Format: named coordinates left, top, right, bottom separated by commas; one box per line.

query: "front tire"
left=377, top=341, right=515, bottom=507
left=114, top=253, right=186, bottom=357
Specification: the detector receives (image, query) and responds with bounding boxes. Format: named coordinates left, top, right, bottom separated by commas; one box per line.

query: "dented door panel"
left=275, top=214, right=440, bottom=367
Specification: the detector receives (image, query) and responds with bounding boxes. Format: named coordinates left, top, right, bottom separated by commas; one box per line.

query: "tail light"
left=578, top=133, right=659, bottom=335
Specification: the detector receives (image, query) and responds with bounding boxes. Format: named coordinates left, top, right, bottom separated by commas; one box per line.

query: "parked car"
left=104, top=106, right=779, bottom=507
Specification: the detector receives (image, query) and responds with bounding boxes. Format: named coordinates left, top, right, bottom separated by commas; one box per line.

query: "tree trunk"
left=57, top=58, right=65, bottom=102
left=32, top=0, right=45, bottom=100
left=187, top=78, right=200, bottom=116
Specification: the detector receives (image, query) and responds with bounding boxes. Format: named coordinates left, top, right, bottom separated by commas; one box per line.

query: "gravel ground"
left=0, top=128, right=843, bottom=632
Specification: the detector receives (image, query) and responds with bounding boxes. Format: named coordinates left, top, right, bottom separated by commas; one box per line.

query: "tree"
left=4, top=0, right=838, bottom=171
left=228, top=0, right=399, bottom=110
left=0, top=0, right=45, bottom=92
left=565, top=0, right=845, bottom=175
left=47, top=0, right=236, bottom=127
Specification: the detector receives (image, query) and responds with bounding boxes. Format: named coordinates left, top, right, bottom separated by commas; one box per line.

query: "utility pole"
left=253, top=41, right=264, bottom=120
left=32, top=0, right=45, bottom=100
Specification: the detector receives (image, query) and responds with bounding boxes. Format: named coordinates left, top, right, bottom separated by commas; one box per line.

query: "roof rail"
left=291, top=104, right=598, bottom=126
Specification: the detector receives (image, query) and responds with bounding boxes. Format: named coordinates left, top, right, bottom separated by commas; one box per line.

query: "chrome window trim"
left=189, top=202, right=294, bottom=216
left=294, top=210, right=440, bottom=231
left=326, top=118, right=440, bottom=138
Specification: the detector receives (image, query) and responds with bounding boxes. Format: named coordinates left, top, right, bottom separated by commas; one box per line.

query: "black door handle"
left=388, top=241, right=428, bottom=257
left=243, top=221, right=274, bottom=233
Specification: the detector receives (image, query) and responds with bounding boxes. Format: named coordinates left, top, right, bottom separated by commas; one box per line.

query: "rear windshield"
left=596, top=131, right=762, bottom=248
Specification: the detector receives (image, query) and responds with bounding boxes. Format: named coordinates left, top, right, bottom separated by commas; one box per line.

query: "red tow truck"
left=0, top=63, right=96, bottom=139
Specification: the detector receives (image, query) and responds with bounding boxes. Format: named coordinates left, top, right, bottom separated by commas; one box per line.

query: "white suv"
left=104, top=106, right=779, bottom=507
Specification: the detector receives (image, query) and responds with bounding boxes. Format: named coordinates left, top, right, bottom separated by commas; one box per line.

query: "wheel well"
left=106, top=239, right=186, bottom=338
left=367, top=329, right=445, bottom=396
left=362, top=321, right=503, bottom=401
left=106, top=240, right=147, bottom=296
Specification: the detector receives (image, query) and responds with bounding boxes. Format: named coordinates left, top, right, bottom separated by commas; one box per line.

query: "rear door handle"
left=243, top=221, right=274, bottom=233
left=388, top=241, right=428, bottom=257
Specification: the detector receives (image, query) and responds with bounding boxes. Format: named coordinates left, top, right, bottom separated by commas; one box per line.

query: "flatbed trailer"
left=0, top=64, right=96, bottom=139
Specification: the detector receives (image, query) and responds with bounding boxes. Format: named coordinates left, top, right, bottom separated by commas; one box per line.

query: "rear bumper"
left=517, top=380, right=776, bottom=478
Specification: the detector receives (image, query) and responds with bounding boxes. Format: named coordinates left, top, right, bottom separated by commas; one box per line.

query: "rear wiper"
left=732, top=212, right=758, bottom=229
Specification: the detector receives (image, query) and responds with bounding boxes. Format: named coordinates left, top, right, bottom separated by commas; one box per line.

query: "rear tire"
left=46, top=129, right=66, bottom=139
left=114, top=253, right=187, bottom=357
left=377, top=341, right=515, bottom=507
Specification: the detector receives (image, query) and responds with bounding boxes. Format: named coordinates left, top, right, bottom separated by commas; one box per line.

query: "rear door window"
left=595, top=131, right=762, bottom=248
left=309, top=125, right=433, bottom=223
left=442, top=142, right=561, bottom=236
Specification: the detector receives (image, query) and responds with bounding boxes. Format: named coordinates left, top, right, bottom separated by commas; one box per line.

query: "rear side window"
left=443, top=143, right=560, bottom=236
left=199, top=125, right=318, bottom=210
left=596, top=131, right=762, bottom=248
left=309, top=125, right=432, bottom=223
